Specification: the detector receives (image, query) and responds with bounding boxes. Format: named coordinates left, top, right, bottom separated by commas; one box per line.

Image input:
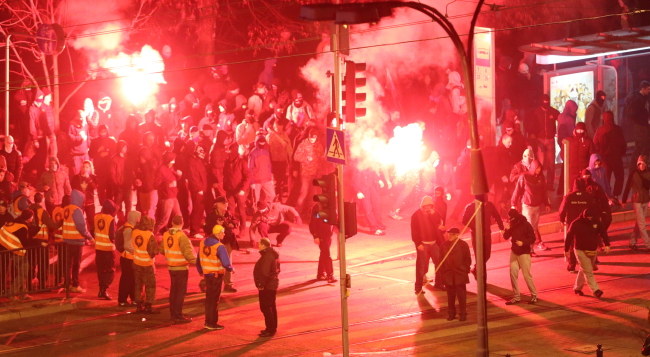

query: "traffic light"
left=313, top=173, right=337, bottom=225
left=344, top=201, right=357, bottom=238
left=342, top=60, right=366, bottom=123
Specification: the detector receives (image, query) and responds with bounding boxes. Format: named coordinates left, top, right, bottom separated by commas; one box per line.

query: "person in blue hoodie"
left=62, top=189, right=95, bottom=293
left=197, top=224, right=234, bottom=330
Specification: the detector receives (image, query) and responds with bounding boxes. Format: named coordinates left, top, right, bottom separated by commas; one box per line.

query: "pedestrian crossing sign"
left=326, top=127, right=346, bottom=165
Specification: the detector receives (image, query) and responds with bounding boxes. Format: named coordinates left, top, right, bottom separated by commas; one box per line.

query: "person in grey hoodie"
left=63, top=189, right=95, bottom=293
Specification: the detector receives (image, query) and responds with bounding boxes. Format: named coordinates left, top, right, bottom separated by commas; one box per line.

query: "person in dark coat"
left=559, top=179, right=593, bottom=272
left=439, top=228, right=471, bottom=321
left=565, top=207, right=610, bottom=298
left=483, top=134, right=518, bottom=216
left=254, top=237, right=280, bottom=337
left=503, top=209, right=537, bottom=305
left=622, top=155, right=650, bottom=249
left=222, top=144, right=249, bottom=230
left=462, top=197, right=504, bottom=276
left=309, top=203, right=335, bottom=283
left=411, top=196, right=445, bottom=295
left=529, top=95, right=559, bottom=190
left=187, top=145, right=208, bottom=238
left=593, top=111, right=626, bottom=199
left=558, top=121, right=595, bottom=195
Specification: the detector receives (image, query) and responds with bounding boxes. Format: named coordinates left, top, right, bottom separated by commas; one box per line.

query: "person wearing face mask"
left=511, top=160, right=551, bottom=252
left=622, top=155, right=650, bottom=250
left=223, top=144, right=249, bottom=228
left=529, top=95, right=560, bottom=189
left=285, top=92, right=314, bottom=128
left=559, top=121, right=594, bottom=195
left=293, top=127, right=325, bottom=217
left=623, top=80, right=650, bottom=159
left=249, top=135, right=275, bottom=209
left=585, top=91, right=606, bottom=139
left=411, top=195, right=445, bottom=295
left=593, top=111, right=626, bottom=200
left=509, top=147, right=535, bottom=207
left=236, top=109, right=260, bottom=155
left=188, top=145, right=208, bottom=239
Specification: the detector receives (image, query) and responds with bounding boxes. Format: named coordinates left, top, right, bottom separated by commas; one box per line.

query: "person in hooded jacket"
left=117, top=210, right=141, bottom=306
left=622, top=155, right=650, bottom=250
left=154, top=151, right=182, bottom=235
left=588, top=154, right=613, bottom=200
left=585, top=90, right=606, bottom=139
left=462, top=197, right=504, bottom=276
left=63, top=189, right=95, bottom=293
left=254, top=237, right=280, bottom=337
left=511, top=159, right=551, bottom=251
left=110, top=141, right=131, bottom=220
left=94, top=200, right=117, bottom=300
left=249, top=134, right=276, bottom=207
left=565, top=207, right=610, bottom=298
left=557, top=99, right=578, bottom=145
left=559, top=178, right=593, bottom=272
left=593, top=111, right=626, bottom=199
left=558, top=121, right=595, bottom=195
left=89, top=124, right=116, bottom=203
left=529, top=95, right=560, bottom=189
left=188, top=144, right=208, bottom=238
left=503, top=209, right=538, bottom=305
left=67, top=111, right=90, bottom=176
left=38, top=157, right=71, bottom=213
left=223, top=143, right=249, bottom=227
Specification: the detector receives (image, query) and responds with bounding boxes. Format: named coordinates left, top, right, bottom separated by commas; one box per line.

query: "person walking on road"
left=309, top=203, right=336, bottom=283
left=565, top=207, right=610, bottom=298
left=197, top=224, right=234, bottom=331
left=622, top=155, right=650, bottom=250
left=94, top=200, right=117, bottom=300
left=511, top=159, right=551, bottom=252
left=254, top=237, right=280, bottom=337
left=439, top=228, right=471, bottom=321
left=411, top=195, right=445, bottom=295
left=559, top=179, right=593, bottom=272
left=161, top=215, right=196, bottom=324
left=503, top=209, right=538, bottom=305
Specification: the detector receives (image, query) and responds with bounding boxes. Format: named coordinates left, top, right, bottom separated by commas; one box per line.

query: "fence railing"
left=1, top=243, right=65, bottom=299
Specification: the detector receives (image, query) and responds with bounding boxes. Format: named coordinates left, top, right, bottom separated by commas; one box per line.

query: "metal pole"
left=5, top=34, right=10, bottom=136
left=332, top=22, right=350, bottom=357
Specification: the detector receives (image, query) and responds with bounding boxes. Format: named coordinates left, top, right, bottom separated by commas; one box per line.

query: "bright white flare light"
left=100, top=45, right=166, bottom=107
left=378, top=122, right=427, bottom=177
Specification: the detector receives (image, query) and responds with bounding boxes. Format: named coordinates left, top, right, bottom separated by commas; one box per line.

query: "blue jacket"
left=196, top=236, right=233, bottom=275
left=64, top=189, right=93, bottom=246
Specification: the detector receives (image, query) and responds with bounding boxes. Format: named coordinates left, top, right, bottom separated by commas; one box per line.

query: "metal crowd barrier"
left=0, top=243, right=65, bottom=299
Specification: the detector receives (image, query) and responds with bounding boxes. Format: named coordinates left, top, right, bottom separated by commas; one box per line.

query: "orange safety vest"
left=132, top=229, right=154, bottom=267
left=199, top=240, right=225, bottom=275
left=62, top=204, right=83, bottom=240
left=34, top=208, right=49, bottom=242
left=0, top=222, right=27, bottom=256
left=52, top=206, right=64, bottom=243
left=11, top=196, right=24, bottom=217
left=94, top=213, right=114, bottom=251
left=163, top=230, right=189, bottom=267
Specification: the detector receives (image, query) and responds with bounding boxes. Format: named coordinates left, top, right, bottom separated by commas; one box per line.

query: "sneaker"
left=536, top=242, right=550, bottom=251
left=528, top=296, right=538, bottom=304
left=389, top=210, right=403, bottom=221
left=173, top=316, right=192, bottom=324
left=204, top=324, right=224, bottom=330
left=259, top=330, right=276, bottom=337
left=373, top=229, right=386, bottom=236
left=223, top=286, right=237, bottom=293
left=505, top=298, right=520, bottom=305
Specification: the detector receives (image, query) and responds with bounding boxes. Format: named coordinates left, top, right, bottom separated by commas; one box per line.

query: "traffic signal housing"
left=313, top=173, right=338, bottom=225
left=342, top=60, right=367, bottom=123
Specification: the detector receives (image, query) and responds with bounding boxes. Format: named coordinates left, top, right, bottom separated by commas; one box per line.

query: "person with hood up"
left=161, top=215, right=196, bottom=324
left=587, top=154, right=613, bottom=200
left=187, top=144, right=208, bottom=239
left=293, top=127, right=325, bottom=216
left=62, top=189, right=95, bottom=293
left=223, top=143, right=249, bottom=228
left=622, top=155, right=650, bottom=250
left=94, top=200, right=117, bottom=300
left=559, top=121, right=595, bottom=195
left=511, top=159, right=551, bottom=251
left=109, top=140, right=131, bottom=220
left=89, top=124, right=116, bottom=203
left=0, top=159, right=15, bottom=202
left=197, top=224, right=234, bottom=330
left=557, top=99, right=578, bottom=145
left=509, top=147, right=535, bottom=210
left=132, top=215, right=159, bottom=314
left=529, top=95, right=560, bottom=190
left=154, top=151, right=182, bottom=235
left=38, top=157, right=71, bottom=213
left=585, top=90, right=606, bottom=139
left=503, top=209, right=538, bottom=305
left=266, top=119, right=293, bottom=200
left=565, top=207, right=610, bottom=298
left=249, top=134, right=275, bottom=207
left=254, top=237, right=280, bottom=337
left=117, top=210, right=141, bottom=306
left=559, top=179, right=594, bottom=272
left=461, top=197, right=504, bottom=276
left=593, top=111, right=626, bottom=199
left=67, top=111, right=90, bottom=176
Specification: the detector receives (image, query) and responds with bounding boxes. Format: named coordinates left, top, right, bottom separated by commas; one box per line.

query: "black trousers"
left=205, top=274, right=224, bottom=326
left=95, top=250, right=115, bottom=291
left=259, top=289, right=278, bottom=332
left=446, top=284, right=467, bottom=317
left=415, top=243, right=441, bottom=291
left=118, top=257, right=135, bottom=303
left=169, top=270, right=189, bottom=319
left=64, top=244, right=82, bottom=288
left=317, top=235, right=333, bottom=278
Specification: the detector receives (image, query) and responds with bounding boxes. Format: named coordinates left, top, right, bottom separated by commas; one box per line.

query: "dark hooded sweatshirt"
left=511, top=160, right=549, bottom=207
left=503, top=210, right=536, bottom=255
left=565, top=209, right=609, bottom=252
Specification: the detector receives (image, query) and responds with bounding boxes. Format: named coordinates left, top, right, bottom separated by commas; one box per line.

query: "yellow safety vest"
left=62, top=204, right=83, bottom=240
left=132, top=229, right=154, bottom=267
left=52, top=206, right=64, bottom=243
left=199, top=240, right=225, bottom=275
left=94, top=213, right=114, bottom=251
left=34, top=208, right=49, bottom=242
left=0, top=222, right=26, bottom=256
left=163, top=230, right=188, bottom=267
left=11, top=196, right=24, bottom=217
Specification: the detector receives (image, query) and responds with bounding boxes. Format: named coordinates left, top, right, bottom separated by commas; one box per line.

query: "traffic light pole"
left=332, top=22, right=350, bottom=357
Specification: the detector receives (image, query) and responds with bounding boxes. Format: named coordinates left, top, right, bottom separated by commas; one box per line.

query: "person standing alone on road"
left=197, top=224, right=234, bottom=331
left=162, top=215, right=196, bottom=324
left=254, top=237, right=280, bottom=337
left=411, top=196, right=445, bottom=295
left=503, top=209, right=538, bottom=305
left=439, top=228, right=471, bottom=321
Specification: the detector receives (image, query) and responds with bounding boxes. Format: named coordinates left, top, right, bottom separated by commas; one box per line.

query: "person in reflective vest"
left=0, top=199, right=13, bottom=295
left=62, top=189, right=95, bottom=293
left=29, top=193, right=56, bottom=290
left=94, top=200, right=117, bottom=300
left=161, top=215, right=196, bottom=323
left=10, top=182, right=32, bottom=218
left=1, top=209, right=38, bottom=300
left=132, top=215, right=158, bottom=314
left=117, top=210, right=141, bottom=307
left=197, top=224, right=233, bottom=330
left=51, top=195, right=69, bottom=286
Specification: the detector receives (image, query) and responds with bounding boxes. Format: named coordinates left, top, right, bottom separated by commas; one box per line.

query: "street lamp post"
left=300, top=2, right=489, bottom=356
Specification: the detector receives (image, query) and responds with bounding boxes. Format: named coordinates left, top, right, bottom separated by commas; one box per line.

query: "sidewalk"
left=0, top=205, right=645, bottom=323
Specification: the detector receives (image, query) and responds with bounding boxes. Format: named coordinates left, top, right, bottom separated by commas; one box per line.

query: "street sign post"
left=326, top=127, right=346, bottom=165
